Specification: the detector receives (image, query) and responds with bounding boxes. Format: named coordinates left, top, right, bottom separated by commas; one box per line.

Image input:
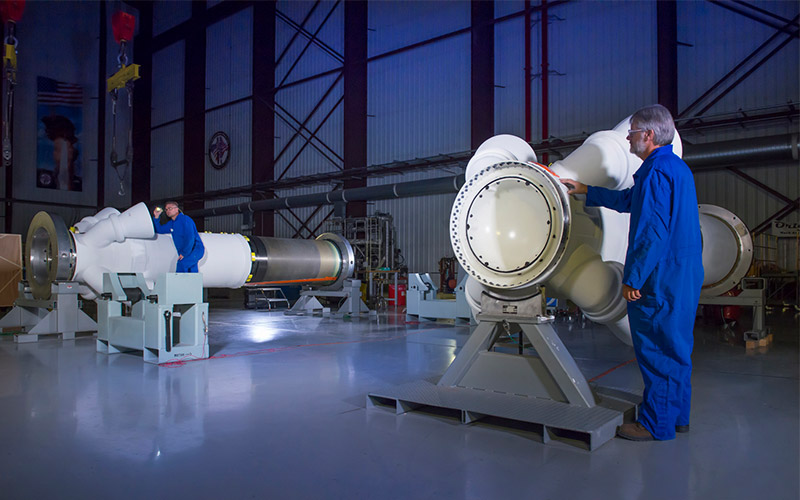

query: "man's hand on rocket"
left=559, top=178, right=588, bottom=195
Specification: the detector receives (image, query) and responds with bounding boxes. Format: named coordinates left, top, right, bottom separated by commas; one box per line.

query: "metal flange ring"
left=316, top=232, right=356, bottom=291
left=699, top=204, right=753, bottom=297
left=26, top=211, right=77, bottom=299
left=450, top=161, right=571, bottom=289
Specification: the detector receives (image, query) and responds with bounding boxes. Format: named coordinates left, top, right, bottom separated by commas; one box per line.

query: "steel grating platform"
left=367, top=380, right=640, bottom=450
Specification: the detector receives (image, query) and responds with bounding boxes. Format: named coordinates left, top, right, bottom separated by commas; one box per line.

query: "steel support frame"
left=277, top=1, right=342, bottom=88
left=131, top=1, right=153, bottom=206
left=724, top=152, right=798, bottom=237
left=274, top=76, right=344, bottom=180
left=540, top=0, right=550, bottom=164
left=97, top=1, right=107, bottom=209
left=273, top=2, right=344, bottom=182
left=287, top=205, right=319, bottom=238
left=275, top=1, right=321, bottom=67
left=343, top=1, right=368, bottom=217
left=709, top=0, right=800, bottom=37
left=657, top=0, right=678, bottom=116
left=150, top=1, right=254, bottom=53
left=157, top=107, right=796, bottom=207
left=471, top=1, right=494, bottom=149
left=752, top=198, right=800, bottom=237
left=276, top=3, right=343, bottom=66
left=182, top=2, right=207, bottom=231
left=524, top=2, right=531, bottom=142
left=253, top=0, right=276, bottom=236
left=278, top=95, right=345, bottom=179
left=680, top=2, right=799, bottom=121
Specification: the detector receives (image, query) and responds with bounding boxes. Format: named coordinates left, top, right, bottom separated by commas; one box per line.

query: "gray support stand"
left=0, top=281, right=97, bottom=343
left=285, top=279, right=370, bottom=317
left=97, top=273, right=209, bottom=364
left=368, top=292, right=640, bottom=450
left=438, top=316, right=595, bottom=407
left=698, top=277, right=766, bottom=341
left=405, top=273, right=471, bottom=323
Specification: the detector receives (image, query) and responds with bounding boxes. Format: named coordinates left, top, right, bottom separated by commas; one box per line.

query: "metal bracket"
left=106, top=63, right=140, bottom=93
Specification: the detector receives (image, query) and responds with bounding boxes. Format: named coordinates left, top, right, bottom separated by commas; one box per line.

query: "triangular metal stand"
left=368, top=292, right=640, bottom=450
left=0, top=281, right=97, bottom=343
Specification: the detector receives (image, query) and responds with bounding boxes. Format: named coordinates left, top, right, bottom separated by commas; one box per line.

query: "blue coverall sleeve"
left=153, top=217, right=171, bottom=234
left=586, top=186, right=633, bottom=213
left=623, top=171, right=672, bottom=290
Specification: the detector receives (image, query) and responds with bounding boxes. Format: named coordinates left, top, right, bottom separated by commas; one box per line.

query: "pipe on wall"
left=683, top=134, right=799, bottom=170
left=188, top=175, right=466, bottom=218
left=189, top=134, right=797, bottom=219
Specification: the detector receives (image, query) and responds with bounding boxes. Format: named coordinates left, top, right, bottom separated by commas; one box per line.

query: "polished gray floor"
left=0, top=299, right=797, bottom=500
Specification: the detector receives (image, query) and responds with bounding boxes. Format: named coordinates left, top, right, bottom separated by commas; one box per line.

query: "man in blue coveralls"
left=560, top=104, right=704, bottom=441
left=152, top=201, right=205, bottom=273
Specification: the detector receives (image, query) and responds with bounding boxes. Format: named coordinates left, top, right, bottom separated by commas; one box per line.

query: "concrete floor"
left=0, top=300, right=797, bottom=500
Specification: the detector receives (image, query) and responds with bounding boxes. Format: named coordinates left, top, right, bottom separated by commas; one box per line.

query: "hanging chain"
left=109, top=41, right=132, bottom=195
left=2, top=21, right=18, bottom=167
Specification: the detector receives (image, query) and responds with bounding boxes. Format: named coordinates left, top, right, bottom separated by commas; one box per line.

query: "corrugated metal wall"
left=368, top=170, right=459, bottom=273
left=206, top=7, right=253, bottom=110
left=203, top=9, right=254, bottom=234
left=274, top=1, right=344, bottom=182
left=269, top=0, right=797, bottom=276
left=150, top=122, right=184, bottom=200
left=548, top=1, right=657, bottom=136
left=276, top=1, right=343, bottom=81
left=367, top=34, right=471, bottom=164
left=273, top=184, right=334, bottom=239
left=494, top=14, right=526, bottom=138
left=204, top=101, right=253, bottom=233
left=150, top=40, right=185, bottom=202
left=677, top=0, right=798, bottom=140
left=676, top=1, right=800, bottom=272
left=694, top=162, right=800, bottom=230
left=13, top=0, right=788, bottom=281
left=151, top=41, right=185, bottom=127
left=274, top=73, right=344, bottom=179
left=368, top=1, right=470, bottom=56
left=153, top=0, right=192, bottom=37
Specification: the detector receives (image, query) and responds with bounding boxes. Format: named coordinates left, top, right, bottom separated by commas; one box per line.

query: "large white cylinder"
left=699, top=204, right=753, bottom=297
left=452, top=120, right=685, bottom=345
left=25, top=202, right=355, bottom=300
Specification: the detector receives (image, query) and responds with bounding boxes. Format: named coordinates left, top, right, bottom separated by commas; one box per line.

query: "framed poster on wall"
left=36, top=76, right=83, bottom=191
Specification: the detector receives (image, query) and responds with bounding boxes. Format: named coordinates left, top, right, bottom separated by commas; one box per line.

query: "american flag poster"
left=36, top=76, right=83, bottom=191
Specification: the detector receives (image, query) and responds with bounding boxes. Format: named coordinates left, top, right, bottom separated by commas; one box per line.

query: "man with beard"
left=559, top=104, right=704, bottom=441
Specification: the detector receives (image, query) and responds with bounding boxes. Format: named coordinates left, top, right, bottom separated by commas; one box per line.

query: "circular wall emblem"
left=208, top=131, right=231, bottom=169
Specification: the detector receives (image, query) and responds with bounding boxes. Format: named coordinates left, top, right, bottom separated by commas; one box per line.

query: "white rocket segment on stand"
left=197, top=233, right=252, bottom=288
left=465, top=134, right=538, bottom=180
left=25, top=202, right=356, bottom=301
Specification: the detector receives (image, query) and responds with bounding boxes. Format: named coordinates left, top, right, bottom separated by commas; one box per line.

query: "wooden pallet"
left=746, top=333, right=773, bottom=350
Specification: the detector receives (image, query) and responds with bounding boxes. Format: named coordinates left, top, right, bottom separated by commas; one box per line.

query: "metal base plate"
left=368, top=380, right=640, bottom=450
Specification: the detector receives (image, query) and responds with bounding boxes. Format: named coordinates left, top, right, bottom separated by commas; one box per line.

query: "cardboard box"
left=0, top=234, right=22, bottom=307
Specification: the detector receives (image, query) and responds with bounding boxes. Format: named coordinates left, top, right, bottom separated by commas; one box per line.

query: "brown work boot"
left=616, top=422, right=654, bottom=441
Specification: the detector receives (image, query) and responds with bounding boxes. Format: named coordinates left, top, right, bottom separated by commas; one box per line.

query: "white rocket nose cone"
left=466, top=177, right=553, bottom=272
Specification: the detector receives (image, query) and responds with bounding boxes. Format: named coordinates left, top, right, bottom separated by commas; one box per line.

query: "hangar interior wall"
left=5, top=0, right=798, bottom=276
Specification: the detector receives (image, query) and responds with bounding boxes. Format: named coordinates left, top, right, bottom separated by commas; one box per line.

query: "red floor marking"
left=588, top=358, right=637, bottom=382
